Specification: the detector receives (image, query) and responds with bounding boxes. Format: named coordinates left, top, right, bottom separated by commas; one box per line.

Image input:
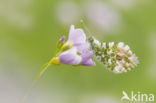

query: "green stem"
left=54, top=48, right=59, bottom=56
left=22, top=63, right=51, bottom=103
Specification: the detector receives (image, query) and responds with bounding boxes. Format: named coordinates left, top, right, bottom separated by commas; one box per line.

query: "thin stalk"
left=22, top=63, right=51, bottom=103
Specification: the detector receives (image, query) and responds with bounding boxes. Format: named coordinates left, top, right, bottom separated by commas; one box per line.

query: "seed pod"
left=88, top=36, right=139, bottom=73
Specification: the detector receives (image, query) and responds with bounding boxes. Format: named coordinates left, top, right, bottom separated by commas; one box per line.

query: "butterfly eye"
left=88, top=36, right=139, bottom=74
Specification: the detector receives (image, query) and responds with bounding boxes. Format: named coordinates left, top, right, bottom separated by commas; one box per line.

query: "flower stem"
left=22, top=63, right=51, bottom=103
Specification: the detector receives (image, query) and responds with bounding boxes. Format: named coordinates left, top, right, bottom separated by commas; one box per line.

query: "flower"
left=59, top=47, right=82, bottom=65
left=50, top=25, right=95, bottom=66
left=88, top=35, right=139, bottom=73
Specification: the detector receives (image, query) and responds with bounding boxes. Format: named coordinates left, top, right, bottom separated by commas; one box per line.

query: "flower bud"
left=61, top=41, right=73, bottom=51
left=50, top=57, right=60, bottom=65
left=57, top=36, right=65, bottom=48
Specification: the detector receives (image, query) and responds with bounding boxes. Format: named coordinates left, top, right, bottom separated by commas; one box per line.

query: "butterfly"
left=88, top=35, right=139, bottom=73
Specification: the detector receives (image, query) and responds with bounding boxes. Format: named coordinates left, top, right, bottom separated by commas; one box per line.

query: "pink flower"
left=52, top=25, right=95, bottom=66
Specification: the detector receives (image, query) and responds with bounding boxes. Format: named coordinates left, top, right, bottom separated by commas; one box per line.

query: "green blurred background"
left=0, top=0, right=156, bottom=103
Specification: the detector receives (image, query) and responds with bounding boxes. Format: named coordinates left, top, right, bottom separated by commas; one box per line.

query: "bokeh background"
left=0, top=0, right=156, bottom=103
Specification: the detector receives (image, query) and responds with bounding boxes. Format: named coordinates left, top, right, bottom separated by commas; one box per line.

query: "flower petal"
left=59, top=48, right=82, bottom=65
left=82, top=51, right=94, bottom=62
left=74, top=43, right=89, bottom=53
left=82, top=59, right=95, bottom=66
left=69, top=25, right=75, bottom=36
left=81, top=51, right=95, bottom=66
left=68, top=25, right=86, bottom=44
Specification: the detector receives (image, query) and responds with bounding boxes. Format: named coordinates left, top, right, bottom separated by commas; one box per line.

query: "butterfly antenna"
left=80, top=20, right=93, bottom=36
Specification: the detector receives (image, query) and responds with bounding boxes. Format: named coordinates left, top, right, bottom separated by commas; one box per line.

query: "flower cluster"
left=50, top=25, right=95, bottom=66
left=88, top=36, right=139, bottom=73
